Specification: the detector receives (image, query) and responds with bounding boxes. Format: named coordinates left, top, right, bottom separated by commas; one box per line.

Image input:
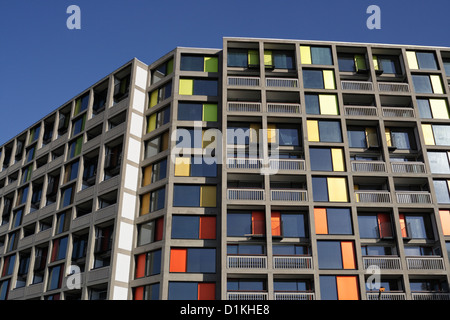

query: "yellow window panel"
left=319, top=94, right=338, bottom=115
left=372, top=56, right=379, bottom=70
left=149, top=90, right=158, bottom=108
left=384, top=128, right=392, bottom=147
left=264, top=50, right=273, bottom=66
left=421, top=124, right=435, bottom=145
left=430, top=99, right=449, bottom=119
left=331, top=148, right=345, bottom=171
left=204, top=57, right=218, bottom=72
left=365, top=127, right=379, bottom=147
left=430, top=75, right=444, bottom=94
left=406, top=51, right=419, bottom=70
left=147, top=113, right=157, bottom=133
left=174, top=157, right=191, bottom=177
left=202, top=129, right=217, bottom=149
left=354, top=184, right=360, bottom=202
left=354, top=55, right=367, bottom=71
left=327, top=177, right=348, bottom=202
left=300, top=46, right=312, bottom=64
left=267, top=124, right=277, bottom=144
left=248, top=50, right=259, bottom=66
left=307, top=120, right=320, bottom=142
left=179, top=79, right=194, bottom=95
left=323, top=70, right=336, bottom=90
left=200, top=186, right=216, bottom=207
left=140, top=193, right=150, bottom=215
left=142, top=165, right=152, bottom=186
left=250, top=123, right=261, bottom=143
left=166, top=58, right=174, bottom=75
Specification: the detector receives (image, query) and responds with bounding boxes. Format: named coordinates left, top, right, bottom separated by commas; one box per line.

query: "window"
left=32, top=246, right=48, bottom=284
left=12, top=208, right=23, bottom=229
left=72, top=233, right=88, bottom=271
left=300, top=45, right=332, bottom=65
left=16, top=253, right=30, bottom=288
left=179, top=79, right=218, bottom=96
left=149, top=81, right=172, bottom=108
left=47, top=264, right=64, bottom=291
left=440, top=210, right=450, bottom=236
left=17, top=186, right=29, bottom=206
left=274, top=280, right=312, bottom=293
left=142, top=158, right=167, bottom=186
left=227, top=244, right=265, bottom=255
left=64, top=160, right=79, bottom=183
left=385, top=128, right=416, bottom=150
left=399, top=213, right=433, bottom=239
left=177, top=102, right=217, bottom=122
left=422, top=124, right=450, bottom=146
left=347, top=126, right=379, bottom=148
left=22, top=165, right=33, bottom=183
left=0, top=280, right=9, bottom=300
left=2, top=255, right=16, bottom=277
left=174, top=156, right=216, bottom=177
left=55, top=211, right=71, bottom=234
left=180, top=55, right=218, bottom=72
left=137, top=218, right=164, bottom=246
left=93, top=225, right=114, bottom=269
left=140, top=187, right=166, bottom=215
left=152, top=58, right=173, bottom=84
left=228, top=279, right=266, bottom=292
left=412, top=75, right=444, bottom=94
left=428, top=151, right=450, bottom=174
left=273, top=244, right=309, bottom=256
left=74, top=93, right=89, bottom=116
left=171, top=215, right=216, bottom=239
left=104, top=143, right=122, bottom=179
left=60, top=185, right=75, bottom=209
left=338, top=54, right=367, bottom=72
left=227, top=211, right=264, bottom=236
left=113, top=73, right=130, bottom=103
left=267, top=124, right=301, bottom=146
left=410, top=279, right=448, bottom=293
left=417, top=98, right=449, bottom=119
left=227, top=49, right=251, bottom=68
left=358, top=213, right=393, bottom=239
left=314, top=208, right=353, bottom=235
left=51, top=237, right=68, bottom=262
left=271, top=212, right=306, bottom=238
left=302, top=69, right=335, bottom=89
left=82, top=155, right=98, bottom=189
left=68, top=137, right=83, bottom=159
left=168, top=282, right=215, bottom=300
left=134, top=283, right=160, bottom=300
left=312, top=177, right=348, bottom=202
left=406, top=51, right=438, bottom=70
left=169, top=248, right=216, bottom=273
left=310, top=148, right=345, bottom=172
left=317, top=241, right=356, bottom=270
left=173, top=185, right=216, bottom=208
left=270, top=50, right=295, bottom=69
left=320, top=276, right=359, bottom=300
left=361, top=245, right=394, bottom=256
left=71, top=115, right=86, bottom=137
left=307, top=120, right=342, bottom=143
left=92, top=81, right=108, bottom=114
left=305, top=94, right=339, bottom=115
left=135, top=249, right=162, bottom=278
left=147, top=106, right=170, bottom=133
left=373, top=55, right=401, bottom=75
left=144, top=131, right=169, bottom=159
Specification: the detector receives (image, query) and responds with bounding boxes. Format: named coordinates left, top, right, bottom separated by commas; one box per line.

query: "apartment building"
left=1, top=37, right=450, bottom=300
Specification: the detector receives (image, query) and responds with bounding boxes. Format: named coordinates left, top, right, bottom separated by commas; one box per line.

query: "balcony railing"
left=406, top=256, right=445, bottom=270
left=391, top=162, right=426, bottom=174
left=351, top=161, right=386, bottom=173
left=271, top=189, right=308, bottom=202
left=266, top=78, right=298, bottom=88
left=227, top=255, right=267, bottom=269
left=227, top=102, right=261, bottom=113
left=341, top=80, right=373, bottom=91
left=267, top=103, right=301, bottom=114
left=363, top=256, right=402, bottom=270
left=227, top=292, right=268, bottom=300
left=396, top=191, right=432, bottom=204
left=273, top=256, right=313, bottom=269
left=269, top=159, right=305, bottom=171
left=274, top=292, right=315, bottom=300
left=227, top=158, right=263, bottom=170
left=411, top=292, right=450, bottom=300
left=355, top=191, right=391, bottom=203
left=367, top=292, right=406, bottom=300
left=228, top=76, right=260, bottom=87
left=378, top=82, right=410, bottom=92
left=344, top=105, right=378, bottom=116
left=382, top=107, right=415, bottom=118
left=227, top=188, right=265, bottom=201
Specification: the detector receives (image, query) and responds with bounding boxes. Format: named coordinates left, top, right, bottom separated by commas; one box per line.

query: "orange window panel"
left=252, top=211, right=265, bottom=235
left=135, top=254, right=146, bottom=278
left=399, top=213, right=407, bottom=238
left=198, top=283, right=215, bottom=300
left=169, top=248, right=187, bottom=272
left=199, top=216, right=216, bottom=239
left=377, top=213, right=392, bottom=238
left=314, top=208, right=328, bottom=234
left=341, top=241, right=356, bottom=269
left=155, top=217, right=164, bottom=241
left=134, top=286, right=144, bottom=300
left=336, top=276, right=359, bottom=300
left=142, top=165, right=152, bottom=186
left=439, top=210, right=450, bottom=236
left=271, top=211, right=281, bottom=236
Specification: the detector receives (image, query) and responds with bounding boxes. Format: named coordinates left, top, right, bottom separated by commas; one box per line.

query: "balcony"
left=267, top=103, right=301, bottom=114
left=355, top=191, right=391, bottom=203
left=362, top=256, right=402, bottom=270
left=271, top=189, right=308, bottom=202
left=367, top=292, right=406, bottom=300
left=269, top=159, right=305, bottom=172
left=228, top=76, right=260, bottom=87
left=227, top=102, right=261, bottom=113
left=227, top=292, right=268, bottom=300
left=227, top=255, right=267, bottom=269
left=382, top=107, right=415, bottom=118
left=406, top=256, right=445, bottom=270
left=344, top=105, right=378, bottom=117
left=227, top=158, right=263, bottom=170
left=274, top=292, right=315, bottom=300
left=227, top=188, right=265, bottom=201
left=341, top=80, right=373, bottom=91
left=411, top=292, right=450, bottom=300
left=351, top=161, right=386, bottom=173
left=266, top=78, right=298, bottom=88
left=378, top=82, right=410, bottom=93
left=273, top=256, right=313, bottom=269
left=396, top=191, right=432, bottom=204
left=391, top=162, right=426, bottom=174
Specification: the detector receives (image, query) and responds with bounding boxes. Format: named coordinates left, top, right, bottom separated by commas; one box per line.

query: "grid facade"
left=1, top=37, right=450, bottom=300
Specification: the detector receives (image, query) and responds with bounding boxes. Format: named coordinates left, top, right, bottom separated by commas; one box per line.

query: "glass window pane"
left=303, top=70, right=324, bottom=89
left=379, top=56, right=399, bottom=74
left=405, top=216, right=428, bottom=239
left=417, top=99, right=432, bottom=119
left=338, top=56, right=356, bottom=72
left=317, top=241, right=342, bottom=269
left=173, top=185, right=200, bottom=207
left=391, top=131, right=411, bottom=149
left=168, top=282, right=197, bottom=300
left=327, top=208, right=352, bottom=235
left=320, top=276, right=338, bottom=300
left=416, top=52, right=437, bottom=70
left=278, top=128, right=299, bottom=146
left=432, top=125, right=450, bottom=146
left=311, top=47, right=332, bottom=65
left=273, top=52, right=294, bottom=69
left=428, top=152, right=450, bottom=174
left=305, top=94, right=320, bottom=114
left=433, top=180, right=450, bottom=204
left=347, top=129, right=367, bottom=148
left=227, top=213, right=252, bottom=236
left=178, top=103, right=203, bottom=121
left=193, top=80, right=217, bottom=96
left=358, top=215, right=379, bottom=238
left=228, top=49, right=248, bottom=67
left=413, top=75, right=433, bottom=93
left=444, top=61, right=450, bottom=76
left=172, top=216, right=199, bottom=239
left=312, top=177, right=328, bottom=202
left=180, top=55, right=204, bottom=71
left=281, top=214, right=305, bottom=237
left=318, top=121, right=342, bottom=142
left=310, top=148, right=332, bottom=171
left=190, top=156, right=217, bottom=177
left=187, top=248, right=215, bottom=273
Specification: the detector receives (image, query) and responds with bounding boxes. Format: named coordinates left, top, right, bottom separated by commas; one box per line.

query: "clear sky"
left=0, top=0, right=449, bottom=145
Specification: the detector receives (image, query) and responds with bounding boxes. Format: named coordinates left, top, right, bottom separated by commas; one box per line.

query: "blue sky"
left=0, top=0, right=449, bottom=145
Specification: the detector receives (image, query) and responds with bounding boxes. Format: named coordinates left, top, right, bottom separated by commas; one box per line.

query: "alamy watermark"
left=67, top=5, right=81, bottom=30
left=367, top=5, right=381, bottom=30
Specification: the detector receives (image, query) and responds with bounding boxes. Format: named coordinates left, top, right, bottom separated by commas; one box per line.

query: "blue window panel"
left=149, top=250, right=162, bottom=275
left=278, top=128, right=300, bottom=146
left=428, top=152, right=450, bottom=174
left=228, top=49, right=248, bottom=67
left=327, top=208, right=352, bottom=235
left=338, top=56, right=356, bottom=72
left=311, top=47, right=333, bottom=65
left=347, top=129, right=367, bottom=148
left=178, top=103, right=203, bottom=121
left=433, top=180, right=450, bottom=204
left=318, top=121, right=342, bottom=142
left=0, top=280, right=10, bottom=300
left=391, top=131, right=411, bottom=149
left=305, top=94, right=320, bottom=114
left=227, top=213, right=252, bottom=236
left=416, top=52, right=437, bottom=70
left=444, top=61, right=450, bottom=76
left=417, top=99, right=432, bottom=119
left=412, top=75, right=433, bottom=93
left=303, top=70, right=324, bottom=89
left=317, top=241, right=343, bottom=269
left=282, top=214, right=306, bottom=237
left=320, top=276, right=338, bottom=300
left=358, top=215, right=379, bottom=238
left=312, top=177, right=328, bottom=202
left=405, top=216, right=428, bottom=239
left=227, top=280, right=265, bottom=292
left=273, top=52, right=294, bottom=69
left=171, top=216, right=199, bottom=239
left=432, top=125, right=450, bottom=146
left=180, top=55, right=204, bottom=71
left=168, top=282, right=198, bottom=300
left=191, top=156, right=217, bottom=177
left=378, top=57, right=399, bottom=74
left=47, top=265, right=62, bottom=290
left=173, top=185, right=200, bottom=207
left=187, top=248, right=216, bottom=273
left=193, top=80, right=218, bottom=96
left=310, top=148, right=332, bottom=171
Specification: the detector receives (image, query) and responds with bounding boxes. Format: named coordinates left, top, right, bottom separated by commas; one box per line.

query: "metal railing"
left=267, top=103, right=301, bottom=114
left=227, top=292, right=268, bottom=300
left=227, top=102, right=261, bottom=113
left=363, top=256, right=402, bottom=270
left=228, top=76, right=260, bottom=87
left=227, top=255, right=267, bottom=269
left=355, top=191, right=391, bottom=203
left=406, top=257, right=445, bottom=270
left=378, top=82, right=410, bottom=92
left=274, top=292, right=315, bottom=300
left=227, top=158, right=263, bottom=170
left=341, top=80, right=373, bottom=91
left=271, top=189, right=308, bottom=202
left=273, top=256, right=313, bottom=269
left=382, top=107, right=415, bottom=118
left=396, top=191, right=432, bottom=204
left=344, top=105, right=378, bottom=116
left=227, top=188, right=265, bottom=201
left=412, top=293, right=450, bottom=300
left=351, top=160, right=386, bottom=173
left=367, top=292, right=406, bottom=300
left=269, top=159, right=305, bottom=171
left=391, top=162, right=426, bottom=174
left=266, top=78, right=298, bottom=88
